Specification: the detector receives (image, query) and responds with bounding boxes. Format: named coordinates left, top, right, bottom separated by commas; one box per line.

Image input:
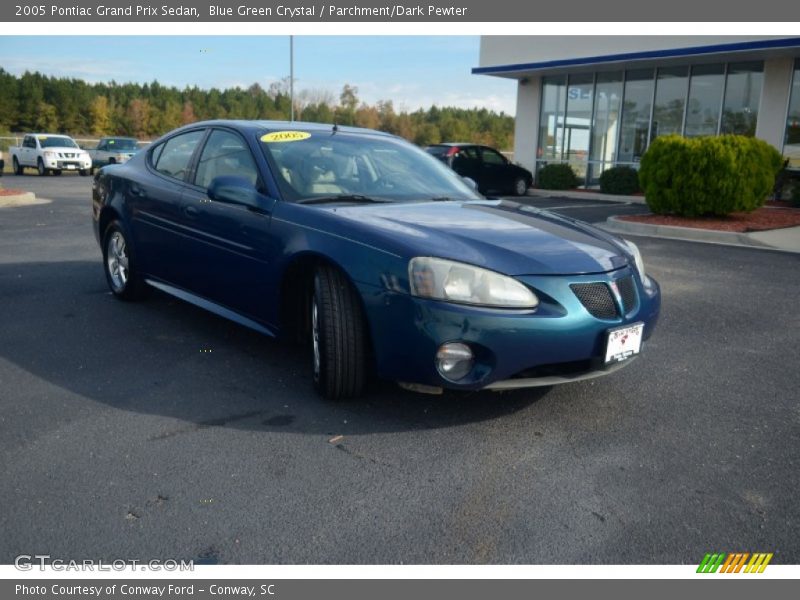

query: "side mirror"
left=208, top=175, right=264, bottom=208
left=462, top=176, right=478, bottom=191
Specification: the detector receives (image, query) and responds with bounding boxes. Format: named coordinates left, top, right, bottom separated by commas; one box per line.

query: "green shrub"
left=638, top=134, right=783, bottom=217
left=599, top=166, right=640, bottom=195
left=538, top=163, right=578, bottom=190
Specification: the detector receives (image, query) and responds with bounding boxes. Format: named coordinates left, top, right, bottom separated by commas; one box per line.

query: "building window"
left=651, top=66, right=689, bottom=141
left=685, top=64, right=725, bottom=137
left=534, top=59, right=767, bottom=187
left=720, top=61, right=763, bottom=136
left=564, top=73, right=594, bottom=182
left=588, top=71, right=623, bottom=184
left=537, top=75, right=567, bottom=161
left=784, top=58, right=800, bottom=169
left=617, top=68, right=654, bottom=163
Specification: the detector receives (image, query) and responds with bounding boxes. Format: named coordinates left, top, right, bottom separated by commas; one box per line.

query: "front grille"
left=570, top=282, right=618, bottom=319
left=616, top=275, right=637, bottom=314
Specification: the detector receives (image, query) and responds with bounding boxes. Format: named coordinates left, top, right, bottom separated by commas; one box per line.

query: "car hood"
left=43, top=146, right=87, bottom=154
left=326, top=200, right=629, bottom=276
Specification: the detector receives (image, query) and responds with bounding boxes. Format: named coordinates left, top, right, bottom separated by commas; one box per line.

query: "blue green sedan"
left=92, top=120, right=660, bottom=400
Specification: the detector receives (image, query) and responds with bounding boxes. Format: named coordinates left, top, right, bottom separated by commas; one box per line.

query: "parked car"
left=10, top=133, right=92, bottom=176
left=425, top=143, right=533, bottom=196
left=92, top=120, right=660, bottom=400
left=0, top=149, right=4, bottom=176
left=88, top=136, right=140, bottom=173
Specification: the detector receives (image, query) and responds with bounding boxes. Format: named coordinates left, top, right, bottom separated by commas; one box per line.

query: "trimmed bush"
left=599, top=166, right=640, bottom=195
left=537, top=163, right=578, bottom=190
left=638, top=134, right=783, bottom=217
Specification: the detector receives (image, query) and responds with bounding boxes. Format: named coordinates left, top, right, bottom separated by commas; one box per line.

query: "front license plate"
left=604, top=322, right=644, bottom=364
left=66, top=165, right=76, bottom=169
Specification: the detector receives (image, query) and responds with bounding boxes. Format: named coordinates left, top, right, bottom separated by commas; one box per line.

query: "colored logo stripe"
left=697, top=552, right=773, bottom=573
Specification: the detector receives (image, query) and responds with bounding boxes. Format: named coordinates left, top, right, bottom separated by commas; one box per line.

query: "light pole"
left=289, top=35, right=294, bottom=122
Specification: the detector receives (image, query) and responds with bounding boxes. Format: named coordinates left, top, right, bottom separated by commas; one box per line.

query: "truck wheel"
left=53, top=170, right=62, bottom=176
left=37, top=158, right=47, bottom=176
left=79, top=169, right=89, bottom=176
left=311, top=265, right=367, bottom=400
left=13, top=157, right=23, bottom=175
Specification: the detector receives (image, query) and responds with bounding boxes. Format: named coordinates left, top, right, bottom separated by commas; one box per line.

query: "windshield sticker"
left=261, top=131, right=311, bottom=143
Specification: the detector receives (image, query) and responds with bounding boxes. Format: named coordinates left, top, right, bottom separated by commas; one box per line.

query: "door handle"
left=184, top=205, right=200, bottom=218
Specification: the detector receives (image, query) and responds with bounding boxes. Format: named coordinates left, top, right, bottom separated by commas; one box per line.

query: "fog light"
left=436, top=342, right=474, bottom=381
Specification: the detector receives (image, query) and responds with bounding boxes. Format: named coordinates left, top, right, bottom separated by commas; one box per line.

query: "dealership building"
left=474, top=36, right=800, bottom=186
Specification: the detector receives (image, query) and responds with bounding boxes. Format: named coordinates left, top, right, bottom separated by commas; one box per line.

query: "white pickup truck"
left=87, top=136, right=140, bottom=173
left=10, top=133, right=92, bottom=176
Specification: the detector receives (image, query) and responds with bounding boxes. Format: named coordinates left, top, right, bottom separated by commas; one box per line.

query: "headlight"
left=44, top=151, right=55, bottom=158
left=623, top=239, right=646, bottom=280
left=409, top=257, right=538, bottom=309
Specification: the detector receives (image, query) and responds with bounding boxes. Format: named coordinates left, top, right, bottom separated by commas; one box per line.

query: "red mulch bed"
left=620, top=206, right=800, bottom=233
left=0, top=188, right=27, bottom=196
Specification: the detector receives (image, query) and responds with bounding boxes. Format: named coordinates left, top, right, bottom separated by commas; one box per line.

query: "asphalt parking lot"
left=1, top=174, right=798, bottom=564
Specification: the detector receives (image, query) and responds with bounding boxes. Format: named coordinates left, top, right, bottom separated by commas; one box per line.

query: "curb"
left=528, top=188, right=647, bottom=205
left=0, top=191, right=47, bottom=208
left=600, top=216, right=799, bottom=253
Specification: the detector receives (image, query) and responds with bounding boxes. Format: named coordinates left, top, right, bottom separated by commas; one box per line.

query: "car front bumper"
left=359, top=267, right=661, bottom=391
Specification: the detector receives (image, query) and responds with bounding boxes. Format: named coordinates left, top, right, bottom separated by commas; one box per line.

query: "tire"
left=13, top=157, right=23, bottom=175
left=311, top=265, right=367, bottom=400
left=79, top=169, right=89, bottom=176
left=102, top=221, right=147, bottom=301
left=53, top=170, right=62, bottom=176
left=37, top=158, right=47, bottom=176
left=512, top=177, right=528, bottom=197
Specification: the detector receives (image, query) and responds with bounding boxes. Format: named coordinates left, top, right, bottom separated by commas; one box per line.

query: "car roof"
left=428, top=142, right=478, bottom=147
left=167, top=119, right=398, bottom=139
left=29, top=133, right=74, bottom=137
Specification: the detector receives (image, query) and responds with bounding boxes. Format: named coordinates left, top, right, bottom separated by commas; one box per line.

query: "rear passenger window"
left=154, top=130, right=204, bottom=180
left=194, top=129, right=259, bottom=190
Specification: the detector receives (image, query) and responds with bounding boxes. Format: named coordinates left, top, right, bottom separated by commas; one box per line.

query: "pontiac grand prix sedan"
left=92, top=120, right=660, bottom=400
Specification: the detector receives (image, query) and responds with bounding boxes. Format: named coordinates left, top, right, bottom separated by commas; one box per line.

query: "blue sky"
left=0, top=36, right=517, bottom=114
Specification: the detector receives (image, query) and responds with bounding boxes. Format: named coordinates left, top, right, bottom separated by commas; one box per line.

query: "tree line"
left=0, top=69, right=515, bottom=149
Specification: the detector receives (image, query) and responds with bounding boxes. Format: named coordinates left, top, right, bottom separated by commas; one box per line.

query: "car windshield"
left=106, top=138, right=138, bottom=151
left=259, top=130, right=482, bottom=203
left=39, top=136, right=78, bottom=149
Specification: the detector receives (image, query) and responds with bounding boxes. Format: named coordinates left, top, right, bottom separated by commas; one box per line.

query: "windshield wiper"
left=296, top=194, right=392, bottom=205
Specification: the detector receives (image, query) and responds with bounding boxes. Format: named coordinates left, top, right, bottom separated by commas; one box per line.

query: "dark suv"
left=425, top=143, right=532, bottom=196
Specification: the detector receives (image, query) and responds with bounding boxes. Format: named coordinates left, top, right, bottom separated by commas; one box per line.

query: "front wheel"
left=53, top=170, right=62, bottom=176
left=513, top=177, right=528, bottom=196
left=102, top=222, right=147, bottom=301
left=13, top=157, right=23, bottom=175
left=311, top=266, right=368, bottom=400
left=37, top=158, right=47, bottom=176
left=79, top=169, right=89, bottom=176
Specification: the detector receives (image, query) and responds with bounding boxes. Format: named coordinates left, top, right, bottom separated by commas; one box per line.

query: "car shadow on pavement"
left=0, top=260, right=549, bottom=438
